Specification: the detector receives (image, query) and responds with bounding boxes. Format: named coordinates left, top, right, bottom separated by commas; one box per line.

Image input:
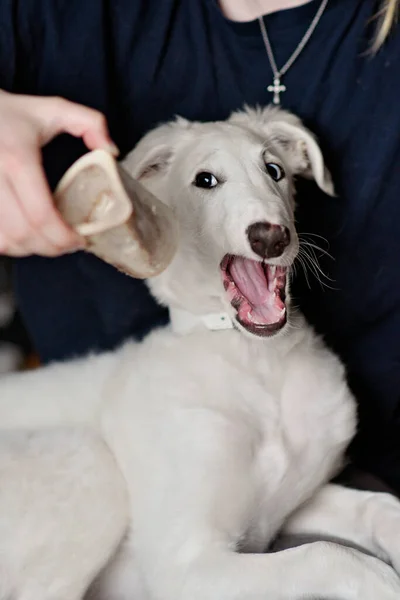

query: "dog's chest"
left=236, top=384, right=345, bottom=550
left=242, top=409, right=341, bottom=551
left=189, top=338, right=353, bottom=550
left=221, top=344, right=346, bottom=510
left=105, top=330, right=354, bottom=553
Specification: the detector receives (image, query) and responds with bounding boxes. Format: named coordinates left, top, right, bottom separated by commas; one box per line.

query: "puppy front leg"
left=148, top=540, right=400, bottom=600
left=280, top=483, right=400, bottom=574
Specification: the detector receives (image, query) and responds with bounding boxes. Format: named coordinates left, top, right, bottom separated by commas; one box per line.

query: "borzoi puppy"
left=0, top=107, right=400, bottom=600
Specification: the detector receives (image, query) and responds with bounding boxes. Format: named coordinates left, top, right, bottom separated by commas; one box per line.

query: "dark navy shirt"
left=1, top=0, right=400, bottom=491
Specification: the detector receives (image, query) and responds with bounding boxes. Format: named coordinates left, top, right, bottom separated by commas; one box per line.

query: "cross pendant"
left=267, top=77, right=286, bottom=105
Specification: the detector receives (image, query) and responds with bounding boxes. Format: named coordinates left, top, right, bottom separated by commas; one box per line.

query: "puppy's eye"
left=265, top=163, right=285, bottom=182
left=193, top=171, right=218, bottom=189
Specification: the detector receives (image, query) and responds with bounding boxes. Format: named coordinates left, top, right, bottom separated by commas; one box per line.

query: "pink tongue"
left=229, top=257, right=270, bottom=305
left=229, top=257, right=283, bottom=325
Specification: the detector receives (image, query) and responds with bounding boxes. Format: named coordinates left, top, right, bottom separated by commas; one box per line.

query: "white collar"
left=169, top=307, right=234, bottom=335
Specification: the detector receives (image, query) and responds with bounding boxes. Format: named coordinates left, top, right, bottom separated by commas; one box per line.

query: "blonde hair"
left=374, top=0, right=399, bottom=50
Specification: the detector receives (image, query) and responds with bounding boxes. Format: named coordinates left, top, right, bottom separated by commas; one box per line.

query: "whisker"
left=303, top=248, right=336, bottom=284
left=298, top=249, right=324, bottom=284
left=296, top=247, right=338, bottom=291
left=298, top=232, right=330, bottom=247
left=295, top=253, right=312, bottom=290
left=299, top=240, right=334, bottom=261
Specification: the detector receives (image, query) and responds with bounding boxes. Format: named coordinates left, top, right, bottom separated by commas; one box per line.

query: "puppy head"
left=123, top=107, right=334, bottom=338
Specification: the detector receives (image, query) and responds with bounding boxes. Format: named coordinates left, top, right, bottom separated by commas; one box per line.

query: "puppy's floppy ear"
left=230, top=106, right=335, bottom=196
left=122, top=117, right=193, bottom=181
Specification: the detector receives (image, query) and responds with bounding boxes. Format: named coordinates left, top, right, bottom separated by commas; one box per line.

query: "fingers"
left=0, top=177, right=47, bottom=256
left=0, top=153, right=84, bottom=257
left=0, top=92, right=116, bottom=258
left=13, top=149, right=85, bottom=248
left=40, top=97, right=119, bottom=155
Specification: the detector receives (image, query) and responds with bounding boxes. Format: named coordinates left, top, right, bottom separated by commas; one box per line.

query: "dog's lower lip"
left=237, top=313, right=287, bottom=337
left=220, top=254, right=288, bottom=337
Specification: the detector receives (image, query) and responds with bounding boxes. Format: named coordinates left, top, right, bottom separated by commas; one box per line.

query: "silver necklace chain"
left=258, top=0, right=329, bottom=105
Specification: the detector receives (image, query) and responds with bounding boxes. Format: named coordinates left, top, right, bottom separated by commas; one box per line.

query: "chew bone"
left=54, top=150, right=178, bottom=279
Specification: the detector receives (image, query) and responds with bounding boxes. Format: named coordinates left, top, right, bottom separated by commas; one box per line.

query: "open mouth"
left=221, top=255, right=288, bottom=337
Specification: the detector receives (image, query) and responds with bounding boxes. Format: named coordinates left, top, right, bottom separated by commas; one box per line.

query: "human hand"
left=0, top=91, right=118, bottom=256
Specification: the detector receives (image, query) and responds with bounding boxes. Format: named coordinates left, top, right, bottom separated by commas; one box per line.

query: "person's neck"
left=218, top=0, right=314, bottom=21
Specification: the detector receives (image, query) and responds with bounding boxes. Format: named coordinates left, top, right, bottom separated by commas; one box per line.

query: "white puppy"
left=1, top=107, right=400, bottom=600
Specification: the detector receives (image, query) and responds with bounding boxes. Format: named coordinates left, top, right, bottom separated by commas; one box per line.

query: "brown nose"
left=247, top=222, right=290, bottom=259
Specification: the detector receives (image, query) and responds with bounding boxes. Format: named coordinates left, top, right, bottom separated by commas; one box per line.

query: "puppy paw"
left=370, top=492, right=400, bottom=575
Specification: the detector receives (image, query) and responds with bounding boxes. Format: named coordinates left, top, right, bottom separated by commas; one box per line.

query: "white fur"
left=1, top=107, right=400, bottom=599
